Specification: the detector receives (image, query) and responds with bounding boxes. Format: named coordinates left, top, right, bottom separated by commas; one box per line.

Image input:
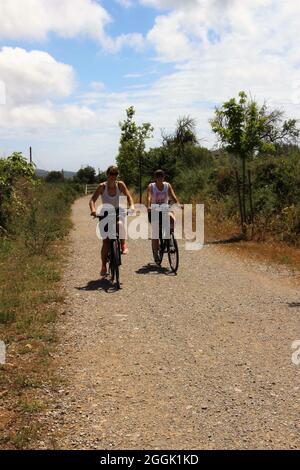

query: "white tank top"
left=151, top=182, right=169, bottom=205
left=101, top=182, right=125, bottom=208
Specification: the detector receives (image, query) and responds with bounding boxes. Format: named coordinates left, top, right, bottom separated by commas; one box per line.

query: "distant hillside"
left=35, top=169, right=76, bottom=179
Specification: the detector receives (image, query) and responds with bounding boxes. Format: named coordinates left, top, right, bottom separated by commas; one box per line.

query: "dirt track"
left=38, top=196, right=300, bottom=449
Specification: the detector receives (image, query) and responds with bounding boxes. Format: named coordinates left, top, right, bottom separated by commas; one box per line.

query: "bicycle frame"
left=150, top=204, right=179, bottom=273
left=95, top=208, right=133, bottom=289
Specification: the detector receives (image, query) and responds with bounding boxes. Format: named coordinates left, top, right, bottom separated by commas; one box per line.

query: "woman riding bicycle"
left=147, top=169, right=181, bottom=263
left=89, top=165, right=134, bottom=276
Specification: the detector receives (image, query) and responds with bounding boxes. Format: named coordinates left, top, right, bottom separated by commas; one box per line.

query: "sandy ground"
left=37, top=196, right=300, bottom=450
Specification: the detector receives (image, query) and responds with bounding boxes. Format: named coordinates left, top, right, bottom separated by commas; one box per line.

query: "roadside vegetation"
left=0, top=91, right=299, bottom=447
left=0, top=153, right=82, bottom=448
left=115, top=94, right=300, bottom=256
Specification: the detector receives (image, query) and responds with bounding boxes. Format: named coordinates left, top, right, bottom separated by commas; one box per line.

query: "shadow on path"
left=288, top=302, right=300, bottom=308
left=206, top=234, right=244, bottom=245
left=136, top=263, right=175, bottom=276
left=76, top=278, right=119, bottom=293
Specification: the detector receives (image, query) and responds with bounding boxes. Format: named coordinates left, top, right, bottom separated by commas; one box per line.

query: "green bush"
left=21, top=183, right=79, bottom=254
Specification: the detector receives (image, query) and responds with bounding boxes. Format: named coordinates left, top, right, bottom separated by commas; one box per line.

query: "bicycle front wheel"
left=168, top=232, right=179, bottom=273
left=152, top=240, right=163, bottom=266
left=111, top=240, right=121, bottom=289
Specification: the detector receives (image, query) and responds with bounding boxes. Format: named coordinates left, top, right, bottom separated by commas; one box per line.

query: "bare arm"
left=89, top=183, right=104, bottom=215
left=119, top=181, right=135, bottom=209
left=168, top=184, right=180, bottom=204
left=147, top=184, right=152, bottom=210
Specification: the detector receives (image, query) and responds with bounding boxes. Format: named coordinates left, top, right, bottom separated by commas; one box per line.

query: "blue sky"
left=0, top=0, right=299, bottom=172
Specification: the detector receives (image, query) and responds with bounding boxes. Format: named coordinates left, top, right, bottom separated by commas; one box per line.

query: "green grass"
left=20, top=399, right=45, bottom=414
left=0, top=311, right=16, bottom=324
left=0, top=181, right=81, bottom=449
left=11, top=424, right=40, bottom=450
left=281, top=255, right=291, bottom=265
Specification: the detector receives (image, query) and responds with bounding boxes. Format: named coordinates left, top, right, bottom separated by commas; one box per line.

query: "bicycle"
left=150, top=204, right=180, bottom=274
left=96, top=208, right=133, bottom=289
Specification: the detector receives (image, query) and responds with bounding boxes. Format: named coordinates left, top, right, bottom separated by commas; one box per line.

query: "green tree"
left=0, top=152, right=36, bottom=233
left=117, top=106, right=154, bottom=196
left=46, top=171, right=65, bottom=183
left=210, top=91, right=299, bottom=231
left=163, top=116, right=198, bottom=160
left=75, top=166, right=96, bottom=184
left=96, top=170, right=107, bottom=183
left=159, top=116, right=199, bottom=181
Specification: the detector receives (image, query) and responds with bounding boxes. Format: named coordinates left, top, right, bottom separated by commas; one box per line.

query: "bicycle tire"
left=109, top=243, right=115, bottom=283
left=112, top=239, right=121, bottom=289
left=152, top=241, right=163, bottom=265
left=168, top=232, right=179, bottom=273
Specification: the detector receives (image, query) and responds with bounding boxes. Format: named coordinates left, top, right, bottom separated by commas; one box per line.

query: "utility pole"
left=139, top=150, right=142, bottom=204
left=29, top=146, right=32, bottom=164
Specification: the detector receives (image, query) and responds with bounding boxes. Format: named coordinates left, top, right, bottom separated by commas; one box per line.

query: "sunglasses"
left=109, top=172, right=118, bottom=176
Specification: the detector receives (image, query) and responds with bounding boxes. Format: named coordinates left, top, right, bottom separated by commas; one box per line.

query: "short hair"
left=107, top=165, right=119, bottom=175
left=154, top=169, right=165, bottom=178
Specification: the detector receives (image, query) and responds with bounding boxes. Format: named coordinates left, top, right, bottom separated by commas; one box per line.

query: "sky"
left=0, top=0, right=300, bottom=172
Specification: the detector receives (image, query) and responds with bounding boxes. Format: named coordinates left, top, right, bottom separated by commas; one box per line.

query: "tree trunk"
left=241, top=154, right=247, bottom=231
left=248, top=169, right=254, bottom=225
left=235, top=171, right=244, bottom=233
left=139, top=149, right=142, bottom=204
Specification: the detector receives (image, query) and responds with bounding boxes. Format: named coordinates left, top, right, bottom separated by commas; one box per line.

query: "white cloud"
left=61, top=104, right=97, bottom=128
left=147, top=11, right=196, bottom=62
left=0, top=0, right=109, bottom=41
left=0, top=0, right=145, bottom=52
left=145, top=0, right=300, bottom=64
left=1, top=0, right=300, bottom=172
left=106, top=33, right=145, bottom=53
left=142, top=0, right=300, bottom=114
left=8, top=103, right=57, bottom=128
left=140, top=0, right=196, bottom=9
left=0, top=47, right=75, bottom=106
left=0, top=47, right=98, bottom=131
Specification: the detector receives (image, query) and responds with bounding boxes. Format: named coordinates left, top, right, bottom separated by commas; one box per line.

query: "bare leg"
left=152, top=238, right=159, bottom=251
left=118, top=220, right=128, bottom=254
left=152, top=222, right=160, bottom=261
left=170, top=213, right=176, bottom=231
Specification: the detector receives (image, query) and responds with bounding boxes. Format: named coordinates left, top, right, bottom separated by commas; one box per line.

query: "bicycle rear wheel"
left=168, top=232, right=179, bottom=273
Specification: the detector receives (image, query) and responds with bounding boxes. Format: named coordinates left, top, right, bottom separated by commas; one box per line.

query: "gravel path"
left=38, top=196, right=300, bottom=449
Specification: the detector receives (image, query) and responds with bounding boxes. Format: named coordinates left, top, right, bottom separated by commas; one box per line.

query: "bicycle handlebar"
left=93, top=208, right=136, bottom=219
left=149, top=203, right=183, bottom=211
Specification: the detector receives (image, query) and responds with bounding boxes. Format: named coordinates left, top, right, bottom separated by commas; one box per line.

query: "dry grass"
left=204, top=210, right=300, bottom=277
left=0, top=238, right=68, bottom=449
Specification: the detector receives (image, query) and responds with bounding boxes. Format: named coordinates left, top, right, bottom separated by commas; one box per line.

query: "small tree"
left=117, top=106, right=153, bottom=200
left=0, top=152, right=36, bottom=233
left=46, top=171, right=65, bottom=183
left=161, top=116, right=198, bottom=178
left=210, top=91, right=299, bottom=232
left=75, top=166, right=96, bottom=184
left=97, top=170, right=107, bottom=183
